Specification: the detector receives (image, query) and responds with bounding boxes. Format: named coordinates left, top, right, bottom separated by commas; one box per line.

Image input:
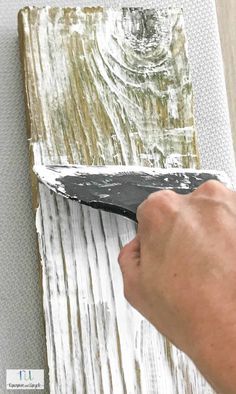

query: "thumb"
left=118, top=236, right=140, bottom=276
left=118, top=236, right=141, bottom=304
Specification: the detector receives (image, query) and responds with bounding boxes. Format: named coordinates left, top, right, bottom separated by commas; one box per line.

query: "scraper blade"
left=34, top=165, right=231, bottom=222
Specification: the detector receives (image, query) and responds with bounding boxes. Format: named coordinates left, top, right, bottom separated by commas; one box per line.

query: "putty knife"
left=34, top=165, right=231, bottom=222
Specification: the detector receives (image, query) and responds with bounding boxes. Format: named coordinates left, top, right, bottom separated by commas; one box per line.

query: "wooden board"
left=18, top=6, right=213, bottom=393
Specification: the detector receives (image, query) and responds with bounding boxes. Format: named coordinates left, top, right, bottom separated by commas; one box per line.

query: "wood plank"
left=18, top=6, right=213, bottom=393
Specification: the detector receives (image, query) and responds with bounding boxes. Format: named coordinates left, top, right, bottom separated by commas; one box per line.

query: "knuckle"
left=149, top=190, right=179, bottom=214
left=137, top=190, right=178, bottom=223
left=136, top=200, right=146, bottom=221
left=148, top=190, right=176, bottom=202
left=196, top=180, right=226, bottom=195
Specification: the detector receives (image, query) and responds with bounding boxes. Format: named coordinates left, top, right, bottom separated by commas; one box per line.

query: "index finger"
left=137, top=190, right=181, bottom=228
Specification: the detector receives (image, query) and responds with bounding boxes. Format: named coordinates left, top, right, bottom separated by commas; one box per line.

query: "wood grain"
left=19, top=6, right=213, bottom=393
left=216, top=0, right=236, bottom=154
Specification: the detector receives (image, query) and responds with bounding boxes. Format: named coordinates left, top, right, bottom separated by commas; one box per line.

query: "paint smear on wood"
left=18, top=6, right=214, bottom=393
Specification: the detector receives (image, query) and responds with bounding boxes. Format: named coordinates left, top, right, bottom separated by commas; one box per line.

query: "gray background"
left=216, top=0, right=236, bottom=153
left=0, top=0, right=235, bottom=393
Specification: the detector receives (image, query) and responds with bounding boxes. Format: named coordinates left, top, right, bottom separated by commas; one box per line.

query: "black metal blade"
left=34, top=165, right=231, bottom=222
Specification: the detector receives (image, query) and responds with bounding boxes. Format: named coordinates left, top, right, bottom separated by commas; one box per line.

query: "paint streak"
left=18, top=6, right=215, bottom=393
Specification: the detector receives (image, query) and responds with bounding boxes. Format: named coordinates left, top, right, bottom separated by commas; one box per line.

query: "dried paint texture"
left=18, top=6, right=213, bottom=393
left=19, top=6, right=199, bottom=169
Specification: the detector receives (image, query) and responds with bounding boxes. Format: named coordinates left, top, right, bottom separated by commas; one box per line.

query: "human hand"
left=118, top=180, right=236, bottom=394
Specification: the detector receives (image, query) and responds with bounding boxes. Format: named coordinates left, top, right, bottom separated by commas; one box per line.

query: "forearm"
left=191, top=320, right=236, bottom=393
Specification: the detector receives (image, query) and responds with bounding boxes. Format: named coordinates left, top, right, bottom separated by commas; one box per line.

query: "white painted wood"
left=19, top=7, right=214, bottom=393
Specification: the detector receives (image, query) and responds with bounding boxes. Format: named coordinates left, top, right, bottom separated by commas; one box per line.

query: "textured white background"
left=0, top=1, right=235, bottom=393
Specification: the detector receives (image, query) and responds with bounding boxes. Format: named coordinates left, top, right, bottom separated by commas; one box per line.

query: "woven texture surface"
left=0, top=0, right=235, bottom=393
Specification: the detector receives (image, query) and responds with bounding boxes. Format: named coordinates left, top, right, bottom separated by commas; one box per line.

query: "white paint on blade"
left=34, top=164, right=232, bottom=190
left=33, top=165, right=70, bottom=198
left=34, top=163, right=231, bottom=177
